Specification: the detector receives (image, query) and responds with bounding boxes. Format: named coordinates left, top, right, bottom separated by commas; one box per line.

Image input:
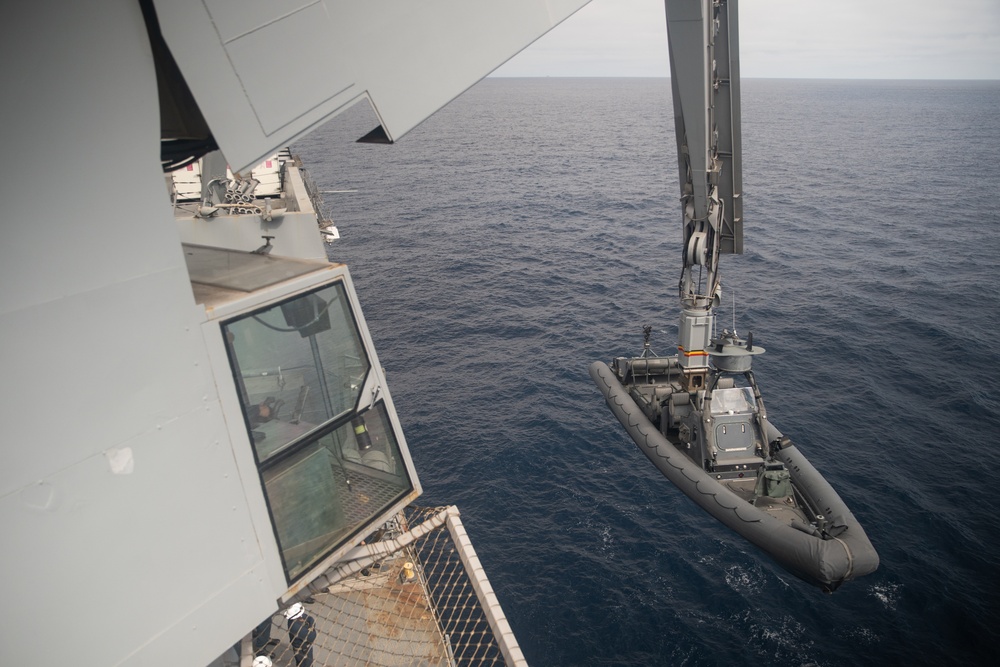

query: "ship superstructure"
left=0, top=1, right=590, bottom=665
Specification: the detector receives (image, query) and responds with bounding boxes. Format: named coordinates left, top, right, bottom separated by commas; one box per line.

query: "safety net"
left=240, top=505, right=524, bottom=667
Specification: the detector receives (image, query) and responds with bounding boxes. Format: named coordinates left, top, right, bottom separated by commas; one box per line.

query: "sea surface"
left=295, top=78, right=1000, bottom=666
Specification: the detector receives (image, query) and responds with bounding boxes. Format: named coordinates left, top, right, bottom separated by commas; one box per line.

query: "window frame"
left=257, top=400, right=414, bottom=582
left=219, top=276, right=416, bottom=585
left=221, top=279, right=372, bottom=467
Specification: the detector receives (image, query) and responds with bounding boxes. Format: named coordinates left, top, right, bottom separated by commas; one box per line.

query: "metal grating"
left=240, top=506, right=525, bottom=667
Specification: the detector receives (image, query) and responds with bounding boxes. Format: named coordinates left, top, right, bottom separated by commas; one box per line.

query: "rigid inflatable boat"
left=590, top=341, right=878, bottom=591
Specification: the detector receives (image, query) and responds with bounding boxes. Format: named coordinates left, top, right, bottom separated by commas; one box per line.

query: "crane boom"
left=592, top=1, right=879, bottom=591
left=666, top=0, right=743, bottom=390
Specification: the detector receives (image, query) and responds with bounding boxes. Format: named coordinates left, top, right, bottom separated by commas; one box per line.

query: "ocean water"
left=295, top=78, right=1000, bottom=666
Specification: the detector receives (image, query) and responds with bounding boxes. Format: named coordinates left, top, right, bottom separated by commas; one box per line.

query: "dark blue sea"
left=295, top=78, right=1000, bottom=666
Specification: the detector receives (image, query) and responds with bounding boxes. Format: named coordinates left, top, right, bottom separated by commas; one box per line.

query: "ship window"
left=223, top=280, right=415, bottom=583
left=261, top=402, right=412, bottom=580
left=223, top=281, right=370, bottom=462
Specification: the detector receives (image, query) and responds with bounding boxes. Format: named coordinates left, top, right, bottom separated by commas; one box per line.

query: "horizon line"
left=487, top=74, right=1000, bottom=82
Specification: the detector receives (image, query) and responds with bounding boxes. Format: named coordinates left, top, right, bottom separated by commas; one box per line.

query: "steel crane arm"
left=665, top=0, right=743, bottom=388
left=666, top=0, right=743, bottom=309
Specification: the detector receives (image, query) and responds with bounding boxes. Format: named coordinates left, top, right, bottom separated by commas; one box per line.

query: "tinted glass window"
left=223, top=282, right=370, bottom=462
left=223, top=281, right=413, bottom=581
left=261, top=403, right=412, bottom=580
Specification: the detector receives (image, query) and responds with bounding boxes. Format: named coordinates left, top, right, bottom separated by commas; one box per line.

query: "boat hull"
left=590, top=361, right=878, bottom=591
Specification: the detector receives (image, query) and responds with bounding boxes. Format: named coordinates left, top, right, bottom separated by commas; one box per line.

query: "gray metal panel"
left=0, top=3, right=280, bottom=664
left=204, top=0, right=320, bottom=42
left=154, top=0, right=591, bottom=172
left=666, top=0, right=712, bottom=221
left=219, top=3, right=356, bottom=135
left=714, top=0, right=743, bottom=253
left=0, top=404, right=274, bottom=663
left=0, top=269, right=212, bottom=497
left=0, top=13, right=184, bottom=319
left=665, top=0, right=742, bottom=253
left=174, top=171, right=328, bottom=261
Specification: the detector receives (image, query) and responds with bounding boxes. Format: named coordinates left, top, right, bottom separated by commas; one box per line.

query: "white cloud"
left=493, top=0, right=668, bottom=77
left=493, top=0, right=1000, bottom=79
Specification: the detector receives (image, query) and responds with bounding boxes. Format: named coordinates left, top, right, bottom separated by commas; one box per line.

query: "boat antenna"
left=732, top=290, right=737, bottom=338
left=641, top=324, right=656, bottom=358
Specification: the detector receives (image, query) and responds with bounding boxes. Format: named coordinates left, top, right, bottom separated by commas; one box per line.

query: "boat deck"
left=723, top=477, right=810, bottom=525
left=651, top=401, right=813, bottom=528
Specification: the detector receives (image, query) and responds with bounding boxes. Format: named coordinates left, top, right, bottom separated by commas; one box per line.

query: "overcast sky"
left=492, top=0, right=1000, bottom=79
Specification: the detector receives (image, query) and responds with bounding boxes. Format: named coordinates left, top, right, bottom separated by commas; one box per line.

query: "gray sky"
left=492, top=0, right=1000, bottom=79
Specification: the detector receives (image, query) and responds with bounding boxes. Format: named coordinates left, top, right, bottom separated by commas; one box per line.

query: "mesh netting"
left=246, top=506, right=511, bottom=667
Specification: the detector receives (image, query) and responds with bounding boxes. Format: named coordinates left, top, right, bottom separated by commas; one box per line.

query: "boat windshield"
left=710, top=386, right=756, bottom=415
